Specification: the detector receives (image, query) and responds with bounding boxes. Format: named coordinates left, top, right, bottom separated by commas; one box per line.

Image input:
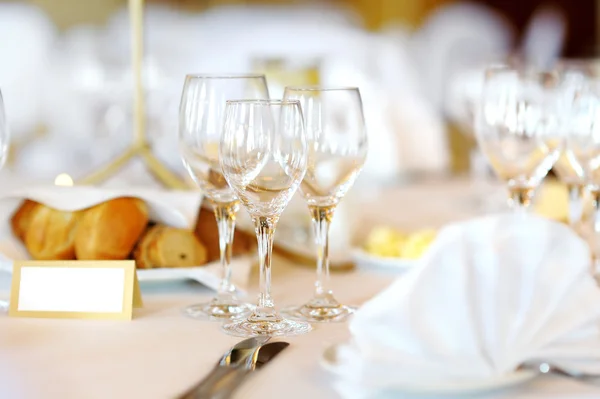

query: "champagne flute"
left=178, top=74, right=269, bottom=320
left=281, top=86, right=367, bottom=323
left=475, top=66, right=561, bottom=210
left=219, top=99, right=311, bottom=337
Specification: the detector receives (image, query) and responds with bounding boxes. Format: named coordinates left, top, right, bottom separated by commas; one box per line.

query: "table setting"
left=3, top=4, right=600, bottom=397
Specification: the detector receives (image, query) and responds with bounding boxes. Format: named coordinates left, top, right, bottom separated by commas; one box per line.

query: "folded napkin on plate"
left=333, top=213, right=600, bottom=395
left=0, top=185, right=252, bottom=292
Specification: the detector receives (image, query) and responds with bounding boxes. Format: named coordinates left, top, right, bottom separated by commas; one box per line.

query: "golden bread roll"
left=195, top=205, right=254, bottom=262
left=134, top=225, right=207, bottom=268
left=75, top=197, right=148, bottom=260
left=24, top=205, right=79, bottom=260
left=132, top=224, right=163, bottom=269
left=11, top=200, right=39, bottom=240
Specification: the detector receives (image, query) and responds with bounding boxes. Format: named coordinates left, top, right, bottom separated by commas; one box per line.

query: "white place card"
left=9, top=261, right=143, bottom=320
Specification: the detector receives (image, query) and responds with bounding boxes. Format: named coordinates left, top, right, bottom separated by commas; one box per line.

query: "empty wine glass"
left=0, top=91, right=9, bottom=169
left=0, top=90, right=11, bottom=311
left=557, top=77, right=600, bottom=273
left=219, top=99, right=311, bottom=337
left=553, top=59, right=598, bottom=226
left=281, top=86, right=367, bottom=323
left=179, top=74, right=269, bottom=320
left=475, top=66, right=561, bottom=210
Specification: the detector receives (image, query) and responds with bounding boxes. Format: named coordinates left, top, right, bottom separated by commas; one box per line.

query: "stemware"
left=178, top=74, right=269, bottom=320
left=219, top=99, right=311, bottom=337
left=553, top=59, right=598, bottom=226
left=557, top=77, right=600, bottom=272
left=0, top=91, right=9, bottom=169
left=0, top=90, right=10, bottom=311
left=475, top=66, right=561, bottom=210
left=281, top=86, right=367, bottom=323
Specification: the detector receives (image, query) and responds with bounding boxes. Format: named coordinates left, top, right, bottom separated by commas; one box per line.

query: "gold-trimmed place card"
left=9, top=260, right=143, bottom=320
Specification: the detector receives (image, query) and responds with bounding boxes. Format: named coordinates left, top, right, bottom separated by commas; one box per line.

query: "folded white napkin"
left=0, top=185, right=253, bottom=292
left=332, top=214, right=600, bottom=396
left=0, top=185, right=202, bottom=229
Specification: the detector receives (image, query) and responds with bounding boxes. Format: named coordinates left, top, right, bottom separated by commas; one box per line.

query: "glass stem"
left=213, top=201, right=239, bottom=297
left=590, top=190, right=600, bottom=277
left=567, top=184, right=584, bottom=228
left=508, top=186, right=534, bottom=212
left=251, top=216, right=279, bottom=321
left=309, top=205, right=337, bottom=304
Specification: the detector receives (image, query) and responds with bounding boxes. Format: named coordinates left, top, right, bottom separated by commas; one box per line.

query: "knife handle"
left=179, top=366, right=237, bottom=399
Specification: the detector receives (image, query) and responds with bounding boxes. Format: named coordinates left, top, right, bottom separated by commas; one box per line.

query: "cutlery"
left=178, top=336, right=270, bottom=399
left=521, top=362, right=600, bottom=382
left=210, top=341, right=290, bottom=399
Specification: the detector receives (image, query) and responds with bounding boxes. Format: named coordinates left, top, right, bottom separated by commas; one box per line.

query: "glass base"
left=183, top=297, right=252, bottom=321
left=221, top=316, right=312, bottom=337
left=282, top=302, right=356, bottom=323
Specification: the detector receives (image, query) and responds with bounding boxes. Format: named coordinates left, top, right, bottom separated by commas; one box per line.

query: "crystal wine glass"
left=178, top=74, right=269, bottom=320
left=219, top=99, right=311, bottom=337
left=553, top=60, right=598, bottom=226
left=475, top=66, right=561, bottom=210
left=0, top=90, right=11, bottom=311
left=557, top=76, right=600, bottom=273
left=281, top=86, right=367, bottom=323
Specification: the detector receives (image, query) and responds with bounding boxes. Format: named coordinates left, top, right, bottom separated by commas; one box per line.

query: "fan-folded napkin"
left=333, top=214, right=600, bottom=395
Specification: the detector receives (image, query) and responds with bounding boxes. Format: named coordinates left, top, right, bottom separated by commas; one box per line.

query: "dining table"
left=0, top=178, right=598, bottom=399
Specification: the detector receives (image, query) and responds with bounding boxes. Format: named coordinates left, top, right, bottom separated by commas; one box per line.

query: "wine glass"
left=553, top=59, right=598, bottom=227
left=219, top=99, right=311, bottom=337
left=0, top=90, right=11, bottom=311
left=281, top=86, right=367, bottom=323
left=557, top=77, right=600, bottom=273
left=475, top=66, right=561, bottom=210
left=178, top=74, right=269, bottom=320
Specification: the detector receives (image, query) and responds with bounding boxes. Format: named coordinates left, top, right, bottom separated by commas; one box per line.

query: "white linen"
left=333, top=214, right=600, bottom=396
left=0, top=185, right=202, bottom=229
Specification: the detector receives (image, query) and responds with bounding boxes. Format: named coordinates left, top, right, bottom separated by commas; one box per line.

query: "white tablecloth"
left=0, top=180, right=598, bottom=398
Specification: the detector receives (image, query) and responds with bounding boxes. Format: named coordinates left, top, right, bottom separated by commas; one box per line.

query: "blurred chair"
left=520, top=4, right=567, bottom=69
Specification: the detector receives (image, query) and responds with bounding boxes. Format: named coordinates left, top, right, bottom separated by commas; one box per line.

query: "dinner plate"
left=321, top=344, right=538, bottom=396
left=351, top=248, right=417, bottom=273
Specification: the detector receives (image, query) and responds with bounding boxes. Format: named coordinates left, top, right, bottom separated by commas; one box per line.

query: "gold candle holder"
left=79, top=0, right=188, bottom=190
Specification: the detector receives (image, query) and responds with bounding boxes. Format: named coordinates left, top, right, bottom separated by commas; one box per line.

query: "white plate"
left=321, top=344, right=538, bottom=396
left=351, top=248, right=417, bottom=273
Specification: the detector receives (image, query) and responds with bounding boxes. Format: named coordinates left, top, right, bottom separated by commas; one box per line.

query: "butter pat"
left=364, top=227, right=436, bottom=259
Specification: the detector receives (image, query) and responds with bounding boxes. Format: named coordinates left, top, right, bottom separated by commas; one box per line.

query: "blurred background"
left=0, top=0, right=596, bottom=186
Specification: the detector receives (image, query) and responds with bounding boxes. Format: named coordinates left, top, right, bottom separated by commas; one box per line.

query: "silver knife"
left=209, top=341, right=290, bottom=399
left=178, top=336, right=270, bottom=399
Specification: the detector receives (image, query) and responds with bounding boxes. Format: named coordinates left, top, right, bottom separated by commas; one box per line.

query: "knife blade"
left=178, top=336, right=270, bottom=399
left=209, top=341, right=290, bottom=399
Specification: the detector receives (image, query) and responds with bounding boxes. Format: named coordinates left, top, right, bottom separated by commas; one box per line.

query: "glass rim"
left=284, top=85, right=359, bottom=92
left=185, top=73, right=266, bottom=80
left=225, top=99, right=301, bottom=106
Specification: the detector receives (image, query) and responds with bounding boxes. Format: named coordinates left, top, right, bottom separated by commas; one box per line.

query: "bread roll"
left=195, top=205, right=254, bottom=262
left=24, top=205, right=79, bottom=260
left=75, top=197, right=148, bottom=260
left=132, top=224, right=162, bottom=269
left=11, top=200, right=39, bottom=240
left=134, top=225, right=207, bottom=268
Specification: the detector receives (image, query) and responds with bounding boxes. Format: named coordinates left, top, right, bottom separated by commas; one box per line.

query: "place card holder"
left=9, top=260, right=143, bottom=320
